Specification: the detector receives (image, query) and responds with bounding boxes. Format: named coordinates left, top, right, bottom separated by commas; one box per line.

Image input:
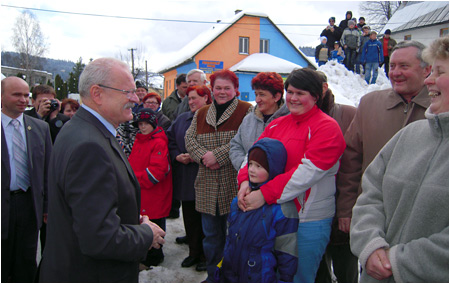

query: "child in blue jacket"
left=361, top=31, right=384, bottom=84
left=216, top=138, right=299, bottom=282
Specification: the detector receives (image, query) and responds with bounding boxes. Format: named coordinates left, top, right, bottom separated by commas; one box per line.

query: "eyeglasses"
left=144, top=101, right=159, bottom=106
left=98, top=84, right=137, bottom=98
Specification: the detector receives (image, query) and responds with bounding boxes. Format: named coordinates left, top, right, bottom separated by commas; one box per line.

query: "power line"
left=2, top=4, right=442, bottom=28
left=0, top=4, right=325, bottom=27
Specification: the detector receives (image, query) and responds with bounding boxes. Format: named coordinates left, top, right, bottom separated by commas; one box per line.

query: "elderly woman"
left=142, top=93, right=171, bottom=131
left=60, top=98, right=80, bottom=119
left=166, top=85, right=212, bottom=271
left=350, top=37, right=449, bottom=283
left=185, top=70, right=252, bottom=282
left=237, top=68, right=346, bottom=282
left=229, top=72, right=289, bottom=171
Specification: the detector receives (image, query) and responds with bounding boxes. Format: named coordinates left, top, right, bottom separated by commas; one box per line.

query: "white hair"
left=78, top=58, right=130, bottom=98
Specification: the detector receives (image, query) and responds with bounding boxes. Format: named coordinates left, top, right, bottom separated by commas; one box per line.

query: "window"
left=404, top=35, right=411, bottom=40
left=440, top=28, right=449, bottom=37
left=239, top=37, right=249, bottom=54
left=260, top=39, right=269, bottom=53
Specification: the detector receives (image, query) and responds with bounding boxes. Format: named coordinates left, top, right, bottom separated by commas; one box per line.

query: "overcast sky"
left=1, top=0, right=365, bottom=72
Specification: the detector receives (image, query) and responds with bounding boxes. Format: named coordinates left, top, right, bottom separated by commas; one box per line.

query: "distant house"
left=158, top=10, right=314, bottom=101
left=1, top=65, right=53, bottom=86
left=380, top=1, right=449, bottom=46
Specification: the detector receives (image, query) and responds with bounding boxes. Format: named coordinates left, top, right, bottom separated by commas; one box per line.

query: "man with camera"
left=24, top=84, right=69, bottom=265
left=320, top=17, right=342, bottom=50
left=25, top=85, right=70, bottom=143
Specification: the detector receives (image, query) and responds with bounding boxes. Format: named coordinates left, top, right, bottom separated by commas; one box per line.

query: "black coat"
left=320, top=25, right=342, bottom=49
left=40, top=107, right=153, bottom=282
left=166, top=111, right=198, bottom=201
left=24, top=108, right=69, bottom=143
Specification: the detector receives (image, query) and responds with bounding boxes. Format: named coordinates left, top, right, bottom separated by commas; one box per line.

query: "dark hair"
left=210, top=69, right=240, bottom=97
left=143, top=92, right=161, bottom=105
left=359, top=17, right=365, bottom=21
left=251, top=72, right=284, bottom=106
left=187, top=85, right=212, bottom=104
left=61, top=98, right=80, bottom=113
left=32, top=85, right=56, bottom=100
left=284, top=68, right=323, bottom=107
left=316, top=71, right=334, bottom=114
left=176, top=73, right=187, bottom=86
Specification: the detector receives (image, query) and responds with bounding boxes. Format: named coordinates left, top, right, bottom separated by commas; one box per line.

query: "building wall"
left=259, top=18, right=310, bottom=67
left=1, top=66, right=53, bottom=87
left=162, top=14, right=310, bottom=102
left=195, top=16, right=261, bottom=78
left=392, top=23, right=449, bottom=47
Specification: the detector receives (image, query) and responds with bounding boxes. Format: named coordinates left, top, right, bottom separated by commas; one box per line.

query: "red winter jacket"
left=129, top=126, right=172, bottom=219
left=238, top=106, right=346, bottom=222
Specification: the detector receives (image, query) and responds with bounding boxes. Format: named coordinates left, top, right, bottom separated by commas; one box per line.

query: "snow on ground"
left=317, top=60, right=392, bottom=106
left=139, top=214, right=207, bottom=283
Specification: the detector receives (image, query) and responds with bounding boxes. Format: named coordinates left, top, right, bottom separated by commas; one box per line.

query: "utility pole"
left=128, top=48, right=136, bottom=77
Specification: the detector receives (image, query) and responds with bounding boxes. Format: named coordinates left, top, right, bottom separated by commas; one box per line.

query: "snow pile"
left=317, top=60, right=392, bottom=106
left=230, top=53, right=302, bottom=74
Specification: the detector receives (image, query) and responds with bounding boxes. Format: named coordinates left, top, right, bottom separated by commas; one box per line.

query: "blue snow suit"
left=218, top=138, right=299, bottom=282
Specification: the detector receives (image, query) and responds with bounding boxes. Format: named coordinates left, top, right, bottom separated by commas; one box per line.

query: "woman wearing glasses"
left=142, top=93, right=171, bottom=131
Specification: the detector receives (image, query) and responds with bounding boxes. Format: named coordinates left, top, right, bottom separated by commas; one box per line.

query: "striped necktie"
left=11, top=119, right=30, bottom=191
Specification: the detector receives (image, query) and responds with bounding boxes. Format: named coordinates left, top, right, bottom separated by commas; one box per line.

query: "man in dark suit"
left=1, top=76, right=53, bottom=282
left=24, top=84, right=70, bottom=143
left=40, top=57, right=166, bottom=282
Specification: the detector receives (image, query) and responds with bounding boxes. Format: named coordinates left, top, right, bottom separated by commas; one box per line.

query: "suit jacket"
left=40, top=107, right=153, bottom=282
left=24, top=108, right=70, bottom=143
left=1, top=115, right=52, bottom=240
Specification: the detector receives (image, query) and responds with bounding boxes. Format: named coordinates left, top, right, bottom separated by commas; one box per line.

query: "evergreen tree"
left=67, top=57, right=85, bottom=93
left=54, top=74, right=68, bottom=100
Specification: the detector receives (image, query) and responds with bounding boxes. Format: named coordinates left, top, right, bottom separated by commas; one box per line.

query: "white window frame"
left=239, top=37, right=249, bottom=54
left=260, top=39, right=269, bottom=53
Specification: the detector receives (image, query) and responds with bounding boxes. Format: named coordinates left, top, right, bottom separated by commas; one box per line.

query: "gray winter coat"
left=229, top=102, right=289, bottom=171
left=350, top=108, right=449, bottom=283
left=340, top=27, right=361, bottom=50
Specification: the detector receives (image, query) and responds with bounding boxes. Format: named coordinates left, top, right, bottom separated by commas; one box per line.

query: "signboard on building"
left=199, top=60, right=223, bottom=74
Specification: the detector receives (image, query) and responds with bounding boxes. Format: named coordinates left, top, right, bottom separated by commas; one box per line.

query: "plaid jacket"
left=185, top=98, right=252, bottom=216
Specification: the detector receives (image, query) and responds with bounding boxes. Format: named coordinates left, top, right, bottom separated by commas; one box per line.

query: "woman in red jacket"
left=128, top=108, right=172, bottom=268
left=237, top=68, right=346, bottom=282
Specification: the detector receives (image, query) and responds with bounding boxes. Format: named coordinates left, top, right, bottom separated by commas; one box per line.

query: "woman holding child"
left=237, top=68, right=346, bottom=282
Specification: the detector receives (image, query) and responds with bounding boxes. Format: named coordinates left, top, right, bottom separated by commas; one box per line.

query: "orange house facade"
left=159, top=11, right=313, bottom=101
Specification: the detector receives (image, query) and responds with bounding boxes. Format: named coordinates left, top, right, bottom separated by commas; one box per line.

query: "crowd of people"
left=1, top=33, right=448, bottom=283
left=316, top=11, right=397, bottom=85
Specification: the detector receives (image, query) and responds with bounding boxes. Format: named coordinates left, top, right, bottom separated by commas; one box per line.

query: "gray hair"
left=186, top=69, right=207, bottom=84
left=78, top=58, right=130, bottom=98
left=392, top=40, right=429, bottom=68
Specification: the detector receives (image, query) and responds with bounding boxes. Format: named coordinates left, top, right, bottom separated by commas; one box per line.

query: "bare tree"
left=359, top=1, right=402, bottom=32
left=11, top=10, right=48, bottom=84
left=115, top=42, right=148, bottom=79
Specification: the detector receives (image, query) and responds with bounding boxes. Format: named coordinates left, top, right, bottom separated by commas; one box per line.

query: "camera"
left=49, top=99, right=59, bottom=112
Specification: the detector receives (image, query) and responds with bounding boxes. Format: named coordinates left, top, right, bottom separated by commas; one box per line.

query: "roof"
left=229, top=53, right=301, bottom=74
left=381, top=1, right=449, bottom=34
left=158, top=11, right=310, bottom=73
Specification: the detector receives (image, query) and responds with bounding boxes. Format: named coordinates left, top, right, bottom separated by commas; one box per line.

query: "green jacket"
left=161, top=90, right=182, bottom=121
